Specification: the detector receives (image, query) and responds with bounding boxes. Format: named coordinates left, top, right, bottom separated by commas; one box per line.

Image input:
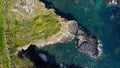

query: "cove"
left=42, top=0, right=120, bottom=68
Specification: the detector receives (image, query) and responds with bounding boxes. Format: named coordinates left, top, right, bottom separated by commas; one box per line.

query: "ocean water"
left=42, top=0, right=120, bottom=68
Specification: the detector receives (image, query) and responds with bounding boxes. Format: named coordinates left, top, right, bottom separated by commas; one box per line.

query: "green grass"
left=3, top=0, right=61, bottom=67
left=32, top=13, right=60, bottom=39
left=0, top=27, right=10, bottom=68
left=5, top=0, right=61, bottom=53
left=11, top=55, right=33, bottom=68
left=0, top=0, right=11, bottom=68
left=7, top=12, right=60, bottom=52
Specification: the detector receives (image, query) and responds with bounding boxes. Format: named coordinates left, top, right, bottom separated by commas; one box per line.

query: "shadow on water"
left=40, top=0, right=75, bottom=20
left=40, top=0, right=97, bottom=37
left=18, top=44, right=83, bottom=68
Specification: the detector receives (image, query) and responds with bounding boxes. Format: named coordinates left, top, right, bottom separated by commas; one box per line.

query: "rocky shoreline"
left=17, top=0, right=102, bottom=58
left=17, top=20, right=101, bottom=58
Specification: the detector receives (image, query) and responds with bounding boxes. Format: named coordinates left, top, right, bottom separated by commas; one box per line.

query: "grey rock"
left=77, top=29, right=85, bottom=35
left=68, top=21, right=78, bottom=34
left=60, top=35, right=73, bottom=43
left=77, top=39, right=98, bottom=57
left=76, top=27, right=99, bottom=57
left=67, top=20, right=99, bottom=57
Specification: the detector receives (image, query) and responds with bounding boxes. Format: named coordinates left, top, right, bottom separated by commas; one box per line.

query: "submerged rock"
left=38, top=53, right=48, bottom=62
left=73, top=0, right=80, bottom=4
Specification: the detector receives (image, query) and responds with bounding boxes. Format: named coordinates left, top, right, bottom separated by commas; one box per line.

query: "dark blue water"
left=43, top=0, right=120, bottom=68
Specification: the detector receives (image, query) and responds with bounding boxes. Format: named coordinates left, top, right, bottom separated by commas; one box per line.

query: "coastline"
left=17, top=20, right=76, bottom=50
left=17, top=0, right=102, bottom=58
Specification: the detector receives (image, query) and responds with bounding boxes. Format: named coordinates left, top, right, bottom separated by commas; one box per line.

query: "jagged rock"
left=76, top=37, right=99, bottom=57
left=76, top=28, right=99, bottom=57
left=59, top=21, right=78, bottom=43
left=68, top=21, right=79, bottom=34
left=60, top=35, right=73, bottom=43
left=65, top=20, right=99, bottom=57
left=77, top=29, right=85, bottom=35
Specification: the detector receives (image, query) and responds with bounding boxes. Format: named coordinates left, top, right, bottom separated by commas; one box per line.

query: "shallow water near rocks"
left=42, top=0, right=120, bottom=68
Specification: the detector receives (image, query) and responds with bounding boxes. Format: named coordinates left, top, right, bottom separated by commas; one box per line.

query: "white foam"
left=97, top=40, right=103, bottom=57
left=108, top=0, right=118, bottom=5
left=112, top=0, right=117, bottom=5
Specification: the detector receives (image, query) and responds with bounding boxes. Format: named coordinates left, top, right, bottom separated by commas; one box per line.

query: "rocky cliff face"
left=17, top=0, right=101, bottom=58
left=67, top=21, right=100, bottom=58
left=18, top=20, right=101, bottom=58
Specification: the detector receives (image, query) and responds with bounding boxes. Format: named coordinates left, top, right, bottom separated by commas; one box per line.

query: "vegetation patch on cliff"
left=0, top=0, right=10, bottom=67
left=5, top=0, right=61, bottom=52
left=2, top=0, right=62, bottom=67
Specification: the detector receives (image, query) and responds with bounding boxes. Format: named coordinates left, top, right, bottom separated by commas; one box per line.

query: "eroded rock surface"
left=17, top=0, right=101, bottom=58
left=66, top=21, right=100, bottom=57
left=76, top=32, right=99, bottom=57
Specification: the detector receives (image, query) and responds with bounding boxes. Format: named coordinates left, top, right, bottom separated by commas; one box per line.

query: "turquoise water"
left=43, top=0, right=120, bottom=68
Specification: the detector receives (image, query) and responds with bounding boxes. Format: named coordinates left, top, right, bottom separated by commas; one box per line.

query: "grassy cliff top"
left=1, top=0, right=70, bottom=67
left=5, top=0, right=62, bottom=52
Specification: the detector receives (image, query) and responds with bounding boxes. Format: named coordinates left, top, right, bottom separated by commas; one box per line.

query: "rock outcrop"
left=17, top=20, right=101, bottom=58
left=17, top=0, right=101, bottom=58
left=76, top=30, right=99, bottom=57
left=67, top=21, right=100, bottom=57
left=68, top=21, right=78, bottom=34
